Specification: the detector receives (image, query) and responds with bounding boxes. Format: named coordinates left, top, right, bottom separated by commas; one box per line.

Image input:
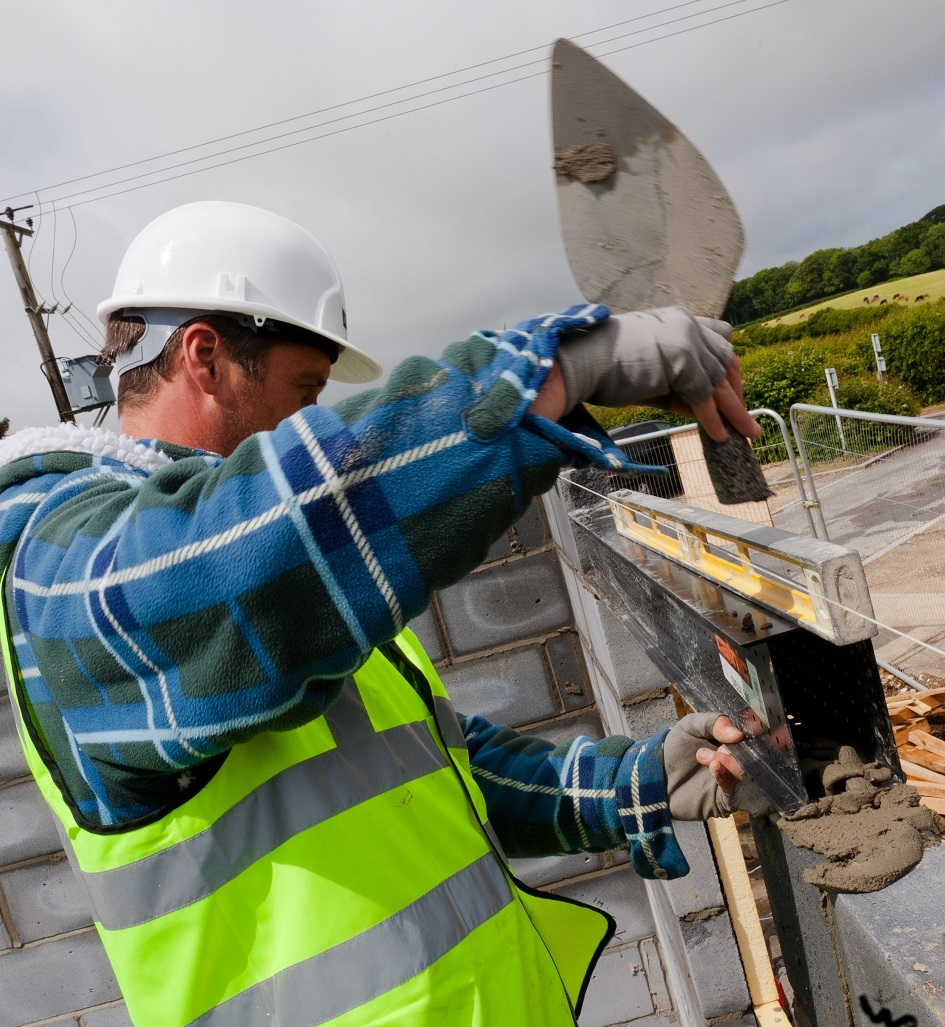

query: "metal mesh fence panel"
left=606, top=412, right=815, bottom=536
left=792, top=405, right=945, bottom=681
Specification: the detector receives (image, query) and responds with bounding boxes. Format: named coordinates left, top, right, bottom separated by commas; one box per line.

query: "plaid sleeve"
left=462, top=715, right=689, bottom=880
left=8, top=306, right=662, bottom=825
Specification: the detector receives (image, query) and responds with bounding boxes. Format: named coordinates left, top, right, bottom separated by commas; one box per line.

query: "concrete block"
left=613, top=1018, right=677, bottom=1027
left=436, top=552, right=572, bottom=655
left=594, top=604, right=668, bottom=703
left=80, top=1003, right=134, bottom=1027
left=440, top=645, right=558, bottom=727
left=1, top=857, right=93, bottom=943
left=639, top=936, right=672, bottom=1014
left=510, top=852, right=604, bottom=888
left=485, top=503, right=549, bottom=563
left=833, top=843, right=945, bottom=1027
left=620, top=694, right=676, bottom=741
left=545, top=632, right=593, bottom=712
left=485, top=530, right=513, bottom=563
left=553, top=867, right=656, bottom=945
left=511, top=501, right=548, bottom=552
left=0, top=698, right=28, bottom=783
left=678, top=911, right=750, bottom=1019
left=578, top=943, right=654, bottom=1026
left=663, top=821, right=724, bottom=919
left=522, top=711, right=604, bottom=747
left=407, top=605, right=445, bottom=664
left=0, top=780, right=62, bottom=867
left=0, top=930, right=120, bottom=1027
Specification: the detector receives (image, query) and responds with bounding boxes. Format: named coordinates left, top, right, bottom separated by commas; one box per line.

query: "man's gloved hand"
left=554, top=305, right=760, bottom=443
left=556, top=305, right=734, bottom=408
left=664, top=712, right=772, bottom=821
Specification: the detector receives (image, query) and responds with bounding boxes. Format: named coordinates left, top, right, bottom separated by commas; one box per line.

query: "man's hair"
left=102, top=312, right=337, bottom=411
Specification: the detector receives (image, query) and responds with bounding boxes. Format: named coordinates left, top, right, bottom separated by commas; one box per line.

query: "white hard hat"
left=97, top=200, right=383, bottom=384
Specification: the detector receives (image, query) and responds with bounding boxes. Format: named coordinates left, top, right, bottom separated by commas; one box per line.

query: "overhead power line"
left=5, top=0, right=789, bottom=355
left=3, top=0, right=790, bottom=215
left=4, top=0, right=716, bottom=206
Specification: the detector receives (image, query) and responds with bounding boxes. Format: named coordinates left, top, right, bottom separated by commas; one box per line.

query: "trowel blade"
left=551, top=38, right=744, bottom=317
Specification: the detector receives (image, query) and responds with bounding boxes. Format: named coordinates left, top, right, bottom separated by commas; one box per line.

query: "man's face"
left=224, top=341, right=332, bottom=452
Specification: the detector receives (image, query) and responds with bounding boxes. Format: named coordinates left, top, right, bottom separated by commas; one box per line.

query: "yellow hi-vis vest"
left=4, top=612, right=614, bottom=1026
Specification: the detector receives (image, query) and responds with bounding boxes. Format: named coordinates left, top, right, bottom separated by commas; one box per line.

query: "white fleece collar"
left=0, top=423, right=175, bottom=474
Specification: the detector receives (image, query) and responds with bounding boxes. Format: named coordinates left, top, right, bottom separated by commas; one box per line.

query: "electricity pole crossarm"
left=0, top=220, right=75, bottom=423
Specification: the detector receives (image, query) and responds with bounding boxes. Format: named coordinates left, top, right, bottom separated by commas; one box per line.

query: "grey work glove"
left=556, top=305, right=735, bottom=410
left=664, top=712, right=772, bottom=821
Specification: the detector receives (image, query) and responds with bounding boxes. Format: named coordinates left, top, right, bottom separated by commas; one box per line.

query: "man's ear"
left=178, top=322, right=228, bottom=395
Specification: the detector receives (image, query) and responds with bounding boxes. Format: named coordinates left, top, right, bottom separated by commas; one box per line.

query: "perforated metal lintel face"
left=569, top=503, right=900, bottom=814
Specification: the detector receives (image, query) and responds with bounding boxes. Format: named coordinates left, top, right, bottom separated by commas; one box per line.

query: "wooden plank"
left=908, top=729, right=945, bottom=760
left=912, top=781, right=945, bottom=799
left=918, top=795, right=945, bottom=816
left=895, top=719, right=930, bottom=743
left=899, top=755, right=945, bottom=784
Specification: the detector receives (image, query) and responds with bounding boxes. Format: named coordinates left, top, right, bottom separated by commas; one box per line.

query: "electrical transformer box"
left=60, top=356, right=115, bottom=413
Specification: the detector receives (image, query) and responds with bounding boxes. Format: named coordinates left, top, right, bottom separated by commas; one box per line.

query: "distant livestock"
left=880, top=298, right=887, bottom=304
left=893, top=293, right=900, bottom=299
left=916, top=293, right=931, bottom=301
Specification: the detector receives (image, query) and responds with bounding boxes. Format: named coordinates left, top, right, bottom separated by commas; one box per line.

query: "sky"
left=0, top=0, right=943, bottom=429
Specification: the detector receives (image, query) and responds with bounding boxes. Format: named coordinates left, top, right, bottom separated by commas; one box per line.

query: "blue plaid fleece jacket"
left=0, top=306, right=688, bottom=880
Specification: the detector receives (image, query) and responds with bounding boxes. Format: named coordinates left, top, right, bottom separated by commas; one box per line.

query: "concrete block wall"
left=0, top=692, right=128, bottom=1027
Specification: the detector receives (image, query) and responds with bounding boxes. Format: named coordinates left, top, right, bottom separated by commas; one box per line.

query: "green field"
left=762, top=268, right=945, bottom=326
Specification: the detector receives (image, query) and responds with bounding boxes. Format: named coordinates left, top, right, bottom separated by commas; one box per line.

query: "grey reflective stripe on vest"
left=71, top=681, right=450, bottom=932
left=432, top=695, right=465, bottom=751
left=431, top=693, right=508, bottom=860
left=187, top=851, right=513, bottom=1027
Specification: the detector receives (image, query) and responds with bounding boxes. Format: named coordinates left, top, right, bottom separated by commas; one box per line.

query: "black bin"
left=606, top=420, right=684, bottom=499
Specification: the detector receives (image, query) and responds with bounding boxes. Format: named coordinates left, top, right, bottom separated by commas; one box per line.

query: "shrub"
left=586, top=404, right=691, bottom=432
left=866, top=302, right=945, bottom=403
left=822, top=376, right=920, bottom=417
left=742, top=350, right=825, bottom=417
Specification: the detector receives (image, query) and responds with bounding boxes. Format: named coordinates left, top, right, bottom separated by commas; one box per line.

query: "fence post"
left=824, top=368, right=847, bottom=455
left=870, top=333, right=886, bottom=384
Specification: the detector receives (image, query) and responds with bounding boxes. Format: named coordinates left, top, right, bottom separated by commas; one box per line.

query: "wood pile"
left=885, top=685, right=945, bottom=824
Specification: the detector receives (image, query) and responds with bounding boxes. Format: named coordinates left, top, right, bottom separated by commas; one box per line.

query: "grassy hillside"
left=761, top=269, right=945, bottom=326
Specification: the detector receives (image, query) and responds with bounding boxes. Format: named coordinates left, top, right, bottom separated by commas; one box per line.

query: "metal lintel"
left=569, top=500, right=900, bottom=815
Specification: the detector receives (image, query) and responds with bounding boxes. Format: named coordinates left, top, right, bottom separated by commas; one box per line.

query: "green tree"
left=919, top=223, right=945, bottom=269
left=896, top=247, right=932, bottom=277
left=785, top=250, right=836, bottom=306
left=822, top=249, right=857, bottom=295
left=853, top=240, right=890, bottom=288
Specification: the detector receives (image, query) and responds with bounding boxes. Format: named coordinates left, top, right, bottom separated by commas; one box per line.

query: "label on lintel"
left=715, top=634, right=769, bottom=728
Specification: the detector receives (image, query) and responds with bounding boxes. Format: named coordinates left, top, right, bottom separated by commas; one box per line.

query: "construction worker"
left=0, top=201, right=767, bottom=1027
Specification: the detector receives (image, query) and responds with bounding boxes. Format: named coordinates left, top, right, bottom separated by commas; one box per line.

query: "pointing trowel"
left=551, top=38, right=772, bottom=504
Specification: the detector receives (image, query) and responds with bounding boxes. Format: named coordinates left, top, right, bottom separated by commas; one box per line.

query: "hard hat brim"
left=98, top=296, right=384, bottom=385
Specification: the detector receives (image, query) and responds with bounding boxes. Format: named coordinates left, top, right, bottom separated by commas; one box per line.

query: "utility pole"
left=0, top=213, right=75, bottom=423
